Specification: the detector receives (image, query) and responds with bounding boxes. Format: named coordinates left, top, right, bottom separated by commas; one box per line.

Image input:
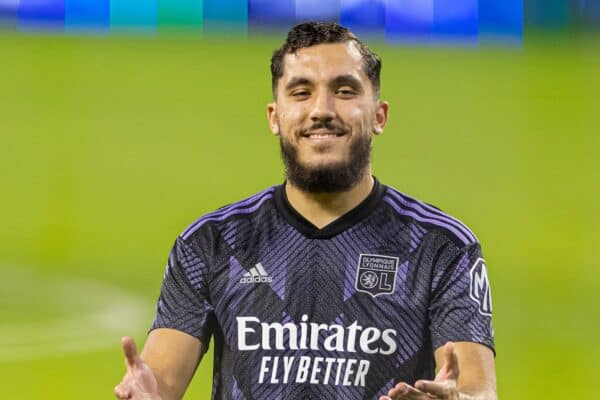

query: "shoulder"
left=381, top=184, right=479, bottom=248
left=179, top=186, right=277, bottom=241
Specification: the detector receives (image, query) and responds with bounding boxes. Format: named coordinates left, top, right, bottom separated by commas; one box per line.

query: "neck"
left=285, top=170, right=374, bottom=229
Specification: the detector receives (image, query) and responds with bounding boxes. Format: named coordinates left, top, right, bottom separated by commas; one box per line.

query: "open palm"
left=114, top=337, right=160, bottom=400
left=381, top=342, right=460, bottom=400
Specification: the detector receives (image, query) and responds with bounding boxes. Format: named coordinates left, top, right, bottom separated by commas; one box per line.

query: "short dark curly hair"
left=270, top=22, right=382, bottom=98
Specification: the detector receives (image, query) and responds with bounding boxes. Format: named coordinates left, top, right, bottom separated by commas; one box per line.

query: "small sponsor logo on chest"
left=240, top=263, right=273, bottom=284
left=355, top=254, right=399, bottom=297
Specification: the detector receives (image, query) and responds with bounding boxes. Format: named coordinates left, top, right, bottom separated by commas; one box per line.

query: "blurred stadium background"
left=0, top=0, right=599, bottom=398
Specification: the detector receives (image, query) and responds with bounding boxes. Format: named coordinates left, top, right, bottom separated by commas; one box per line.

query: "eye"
left=336, top=87, right=357, bottom=97
left=291, top=89, right=310, bottom=99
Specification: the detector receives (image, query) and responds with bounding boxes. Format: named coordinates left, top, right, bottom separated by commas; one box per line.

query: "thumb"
left=121, top=336, right=141, bottom=370
left=444, top=342, right=458, bottom=380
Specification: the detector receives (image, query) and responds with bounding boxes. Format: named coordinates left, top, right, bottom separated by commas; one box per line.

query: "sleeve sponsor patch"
left=469, top=257, right=492, bottom=316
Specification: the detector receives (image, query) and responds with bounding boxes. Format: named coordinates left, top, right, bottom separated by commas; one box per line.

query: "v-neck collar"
left=273, top=177, right=386, bottom=239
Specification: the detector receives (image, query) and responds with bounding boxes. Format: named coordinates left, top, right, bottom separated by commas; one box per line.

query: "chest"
left=205, top=226, right=434, bottom=336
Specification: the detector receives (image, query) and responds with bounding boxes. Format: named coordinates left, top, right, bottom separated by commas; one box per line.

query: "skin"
left=268, top=42, right=388, bottom=228
left=114, top=330, right=202, bottom=400
left=115, top=41, right=497, bottom=400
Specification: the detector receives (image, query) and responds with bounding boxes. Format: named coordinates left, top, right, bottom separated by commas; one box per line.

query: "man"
left=115, top=22, right=496, bottom=400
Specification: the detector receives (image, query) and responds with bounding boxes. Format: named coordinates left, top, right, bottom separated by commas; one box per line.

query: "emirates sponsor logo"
left=236, top=315, right=397, bottom=386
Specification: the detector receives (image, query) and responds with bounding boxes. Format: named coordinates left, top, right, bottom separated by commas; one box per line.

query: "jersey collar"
left=273, top=177, right=385, bottom=239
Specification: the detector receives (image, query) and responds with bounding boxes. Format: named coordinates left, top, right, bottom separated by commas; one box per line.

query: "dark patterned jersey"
left=151, top=178, right=494, bottom=399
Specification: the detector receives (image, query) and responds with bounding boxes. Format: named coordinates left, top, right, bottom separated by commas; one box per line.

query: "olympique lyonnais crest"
left=469, top=257, right=492, bottom=316
left=355, top=254, right=399, bottom=297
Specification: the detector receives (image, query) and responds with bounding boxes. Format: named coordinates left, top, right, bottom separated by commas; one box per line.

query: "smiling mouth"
left=301, top=130, right=347, bottom=139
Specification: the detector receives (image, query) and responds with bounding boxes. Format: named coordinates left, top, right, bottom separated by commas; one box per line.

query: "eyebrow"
left=283, top=74, right=364, bottom=93
left=330, top=74, right=363, bottom=90
left=284, top=77, right=313, bottom=92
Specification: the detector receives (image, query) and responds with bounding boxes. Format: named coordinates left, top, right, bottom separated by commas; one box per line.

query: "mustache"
left=299, top=122, right=349, bottom=136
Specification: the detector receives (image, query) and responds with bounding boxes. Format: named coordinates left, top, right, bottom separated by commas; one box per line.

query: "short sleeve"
left=150, top=237, right=215, bottom=344
left=429, top=242, right=495, bottom=354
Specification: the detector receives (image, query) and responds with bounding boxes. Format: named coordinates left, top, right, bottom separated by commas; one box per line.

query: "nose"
left=309, top=90, right=336, bottom=123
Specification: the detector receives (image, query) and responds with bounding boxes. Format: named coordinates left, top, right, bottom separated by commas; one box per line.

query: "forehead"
left=281, top=41, right=366, bottom=83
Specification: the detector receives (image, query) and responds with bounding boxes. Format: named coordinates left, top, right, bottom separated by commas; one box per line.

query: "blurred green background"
left=0, top=33, right=599, bottom=398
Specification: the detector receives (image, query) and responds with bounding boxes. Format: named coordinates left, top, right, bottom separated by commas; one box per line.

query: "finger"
left=416, top=379, right=449, bottom=397
left=388, top=382, right=429, bottom=399
left=435, top=342, right=459, bottom=382
left=114, top=383, right=132, bottom=399
left=442, top=342, right=459, bottom=380
left=121, top=336, right=140, bottom=370
left=443, top=342, right=455, bottom=367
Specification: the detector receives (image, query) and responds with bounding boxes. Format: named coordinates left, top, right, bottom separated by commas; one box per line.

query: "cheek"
left=342, top=105, right=373, bottom=130
left=281, top=104, right=308, bottom=120
left=278, top=107, right=307, bottom=132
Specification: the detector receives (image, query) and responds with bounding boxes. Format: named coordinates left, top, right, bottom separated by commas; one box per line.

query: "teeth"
left=308, top=133, right=340, bottom=138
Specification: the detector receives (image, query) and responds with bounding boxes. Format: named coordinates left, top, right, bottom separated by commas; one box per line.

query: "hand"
left=114, top=336, right=161, bottom=400
left=380, top=342, right=460, bottom=400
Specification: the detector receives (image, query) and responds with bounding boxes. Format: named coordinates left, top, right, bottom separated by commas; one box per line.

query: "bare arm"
left=431, top=341, right=496, bottom=400
left=142, top=328, right=205, bottom=400
left=381, top=341, right=496, bottom=400
left=115, top=329, right=205, bottom=400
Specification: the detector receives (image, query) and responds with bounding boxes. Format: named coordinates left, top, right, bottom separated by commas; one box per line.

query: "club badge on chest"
left=355, top=254, right=399, bottom=297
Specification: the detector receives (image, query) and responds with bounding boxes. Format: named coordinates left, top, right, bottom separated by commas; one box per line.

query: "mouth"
left=301, top=129, right=347, bottom=140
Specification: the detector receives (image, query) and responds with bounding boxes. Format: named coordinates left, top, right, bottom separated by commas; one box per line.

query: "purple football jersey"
left=151, top=178, right=494, bottom=399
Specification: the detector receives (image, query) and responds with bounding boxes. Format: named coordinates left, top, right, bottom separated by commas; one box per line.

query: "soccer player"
left=115, top=22, right=496, bottom=400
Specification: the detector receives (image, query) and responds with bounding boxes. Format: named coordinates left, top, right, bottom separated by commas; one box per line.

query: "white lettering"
left=237, top=316, right=260, bottom=351
left=237, top=316, right=397, bottom=356
left=323, top=325, right=345, bottom=352
left=354, top=360, right=369, bottom=387
left=296, top=356, right=311, bottom=383
left=323, top=357, right=336, bottom=384
left=260, top=322, right=298, bottom=350
left=256, top=356, right=371, bottom=386
left=346, top=321, right=363, bottom=353
left=334, top=359, right=346, bottom=385
left=380, top=329, right=397, bottom=355
left=343, top=359, right=357, bottom=386
left=309, top=357, right=323, bottom=384
left=258, top=356, right=270, bottom=383
left=282, top=356, right=294, bottom=384
left=473, top=268, right=488, bottom=296
left=359, top=327, right=381, bottom=354
left=380, top=273, right=393, bottom=290
left=270, top=355, right=279, bottom=383
left=299, top=315, right=309, bottom=350
left=309, top=323, right=329, bottom=350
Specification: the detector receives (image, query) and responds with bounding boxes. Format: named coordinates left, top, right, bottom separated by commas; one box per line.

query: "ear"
left=373, top=100, right=389, bottom=135
left=267, top=102, right=280, bottom=136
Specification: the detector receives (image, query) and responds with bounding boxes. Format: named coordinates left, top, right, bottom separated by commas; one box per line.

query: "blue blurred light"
left=386, top=0, right=434, bottom=41
left=249, top=0, right=294, bottom=30
left=65, top=0, right=109, bottom=30
left=295, top=0, right=339, bottom=23
left=340, top=0, right=385, bottom=37
left=0, top=0, right=19, bottom=27
left=433, top=0, right=478, bottom=41
left=19, top=0, right=64, bottom=30
left=110, top=0, right=157, bottom=29
left=203, top=0, right=247, bottom=34
left=573, top=0, right=600, bottom=28
left=479, top=0, right=522, bottom=40
left=526, top=0, right=568, bottom=29
left=157, top=0, right=203, bottom=29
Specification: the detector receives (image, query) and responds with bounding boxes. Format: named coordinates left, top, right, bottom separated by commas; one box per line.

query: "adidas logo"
left=239, top=263, right=273, bottom=284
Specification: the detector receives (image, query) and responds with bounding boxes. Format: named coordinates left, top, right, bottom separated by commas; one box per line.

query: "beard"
left=279, top=131, right=372, bottom=193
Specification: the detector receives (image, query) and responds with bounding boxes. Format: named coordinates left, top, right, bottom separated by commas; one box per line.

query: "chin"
left=303, top=157, right=347, bottom=170
left=301, top=150, right=348, bottom=164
